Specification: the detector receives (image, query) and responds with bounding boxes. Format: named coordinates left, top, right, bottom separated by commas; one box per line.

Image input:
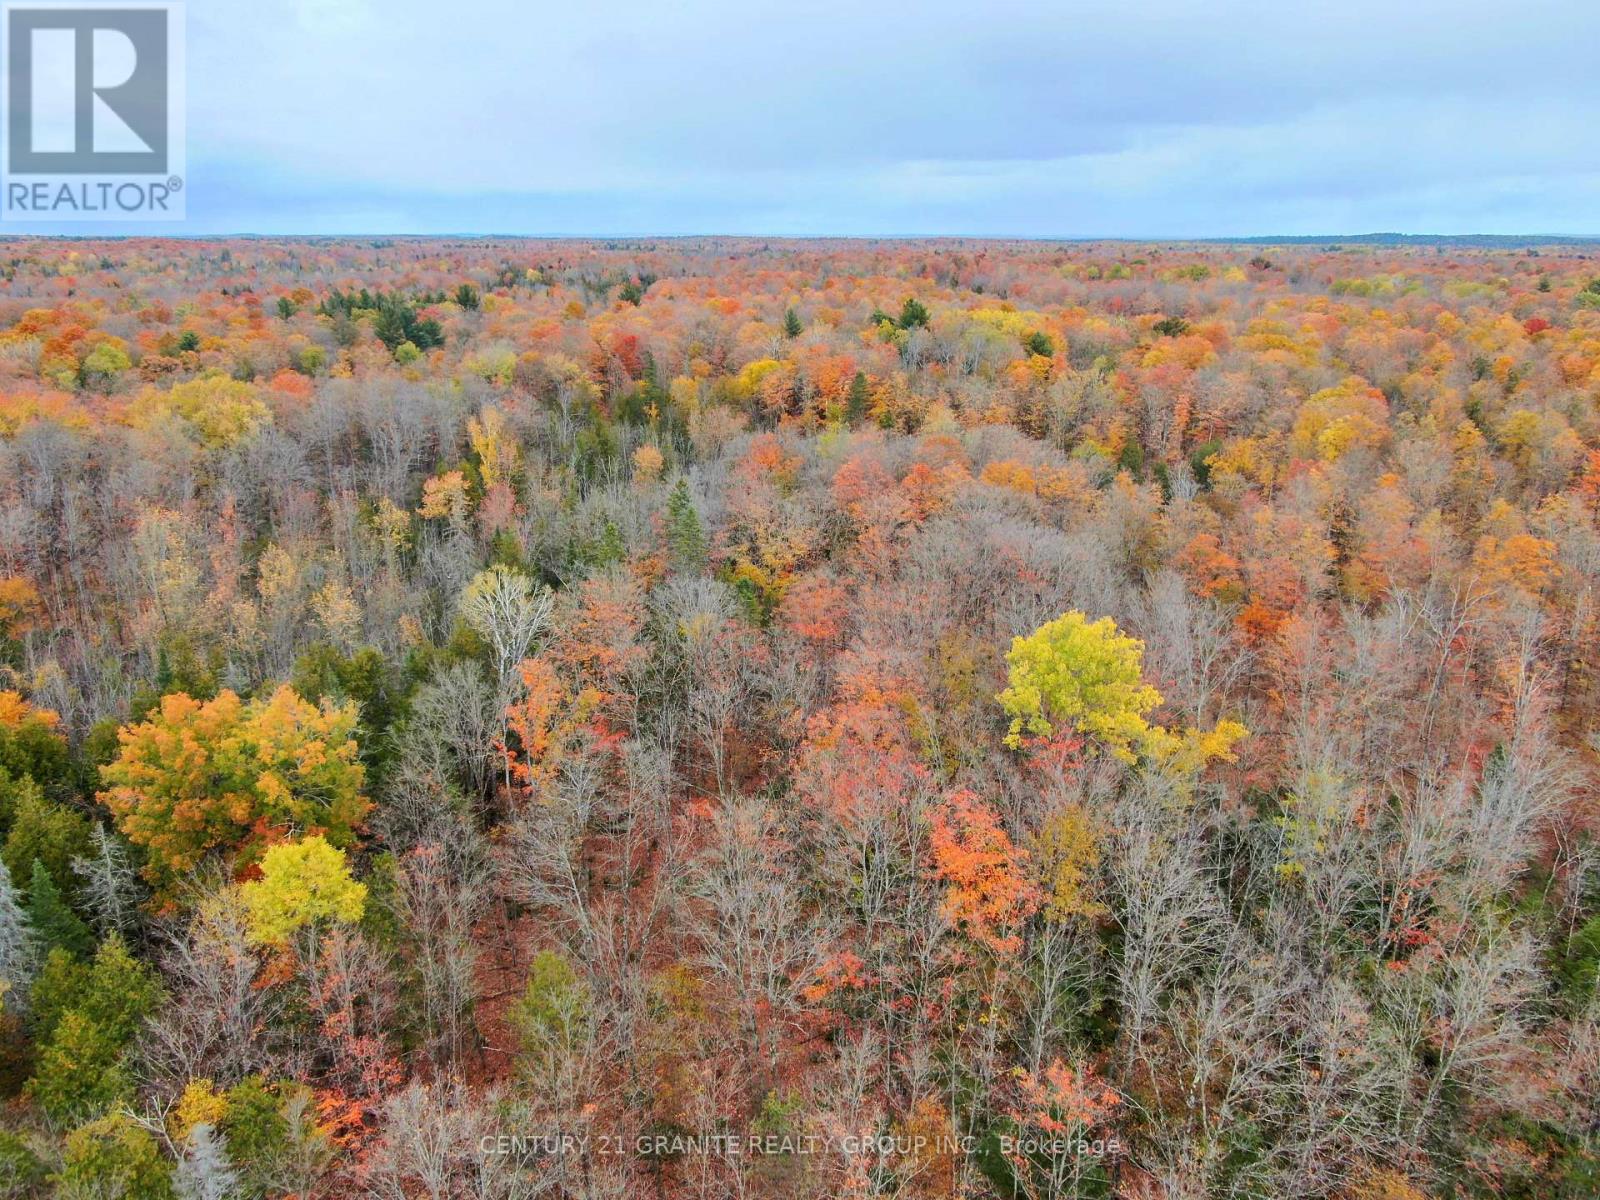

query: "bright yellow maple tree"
left=999, top=611, right=1247, bottom=773
left=240, top=835, right=366, bottom=946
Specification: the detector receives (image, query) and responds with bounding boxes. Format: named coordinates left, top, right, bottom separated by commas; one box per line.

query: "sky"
left=9, top=0, right=1600, bottom=237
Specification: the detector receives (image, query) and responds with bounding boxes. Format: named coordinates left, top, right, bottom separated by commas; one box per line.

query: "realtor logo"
left=2, top=2, right=184, bottom=219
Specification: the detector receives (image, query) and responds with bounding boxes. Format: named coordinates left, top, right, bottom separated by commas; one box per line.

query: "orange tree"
left=98, top=686, right=368, bottom=902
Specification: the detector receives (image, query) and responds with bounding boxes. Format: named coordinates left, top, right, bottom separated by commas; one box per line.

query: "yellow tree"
left=240, top=835, right=366, bottom=946
left=0, top=577, right=42, bottom=640
left=998, top=611, right=1246, bottom=772
left=1031, top=804, right=1106, bottom=923
left=998, top=612, right=1163, bottom=760
left=124, top=376, right=270, bottom=449
left=467, top=405, right=521, bottom=491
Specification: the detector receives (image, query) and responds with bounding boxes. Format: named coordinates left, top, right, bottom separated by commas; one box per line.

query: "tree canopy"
left=98, top=687, right=367, bottom=898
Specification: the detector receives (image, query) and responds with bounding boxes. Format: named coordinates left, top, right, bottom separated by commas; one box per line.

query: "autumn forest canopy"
left=1, top=236, right=1600, bottom=1197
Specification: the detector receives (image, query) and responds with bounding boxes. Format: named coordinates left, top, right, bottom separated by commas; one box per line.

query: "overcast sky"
left=13, top=0, right=1600, bottom=236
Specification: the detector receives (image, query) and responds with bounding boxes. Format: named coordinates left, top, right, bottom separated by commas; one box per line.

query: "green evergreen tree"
left=1117, top=439, right=1145, bottom=478
left=845, top=371, right=871, bottom=425
left=3, top=782, right=91, bottom=892
left=291, top=645, right=406, bottom=783
left=0, top=713, right=69, bottom=789
left=575, top=415, right=618, bottom=483
left=0, top=1129, right=45, bottom=1194
left=28, top=947, right=88, bottom=1042
left=783, top=307, right=803, bottom=338
left=219, top=1076, right=292, bottom=1195
left=1189, top=439, right=1222, bottom=489
left=26, top=936, right=160, bottom=1127
left=77, top=935, right=162, bottom=1044
left=592, top=519, right=626, bottom=568
left=0, top=768, right=21, bottom=838
left=372, top=304, right=408, bottom=352
left=216, top=1076, right=331, bottom=1199
left=29, top=1009, right=128, bottom=1126
left=665, top=479, right=708, bottom=572
left=898, top=297, right=930, bottom=329
left=27, top=860, right=90, bottom=959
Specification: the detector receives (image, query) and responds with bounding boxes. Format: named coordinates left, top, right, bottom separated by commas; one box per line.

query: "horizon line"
left=1, top=231, right=1599, bottom=245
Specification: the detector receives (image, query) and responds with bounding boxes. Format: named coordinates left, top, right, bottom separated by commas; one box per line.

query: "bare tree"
left=684, top=794, right=827, bottom=1096
left=459, top=564, right=554, bottom=691
left=140, top=892, right=278, bottom=1091
left=397, top=842, right=489, bottom=1069
left=365, top=1079, right=553, bottom=1200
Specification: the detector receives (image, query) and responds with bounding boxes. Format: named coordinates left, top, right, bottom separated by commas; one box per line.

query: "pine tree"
left=665, top=478, right=708, bottom=572
left=1, top=772, right=91, bottom=888
left=27, top=859, right=91, bottom=959
left=846, top=371, right=870, bottom=425
left=26, top=935, right=162, bottom=1126
left=783, top=307, right=803, bottom=338
left=898, top=296, right=930, bottom=329
left=79, top=934, right=164, bottom=1043
left=592, top=519, right=626, bottom=568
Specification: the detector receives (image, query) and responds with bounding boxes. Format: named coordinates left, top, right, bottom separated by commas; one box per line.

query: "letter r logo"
left=6, top=5, right=168, bottom=173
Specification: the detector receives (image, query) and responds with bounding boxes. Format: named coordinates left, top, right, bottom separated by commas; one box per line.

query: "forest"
left=0, top=235, right=1598, bottom=1198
